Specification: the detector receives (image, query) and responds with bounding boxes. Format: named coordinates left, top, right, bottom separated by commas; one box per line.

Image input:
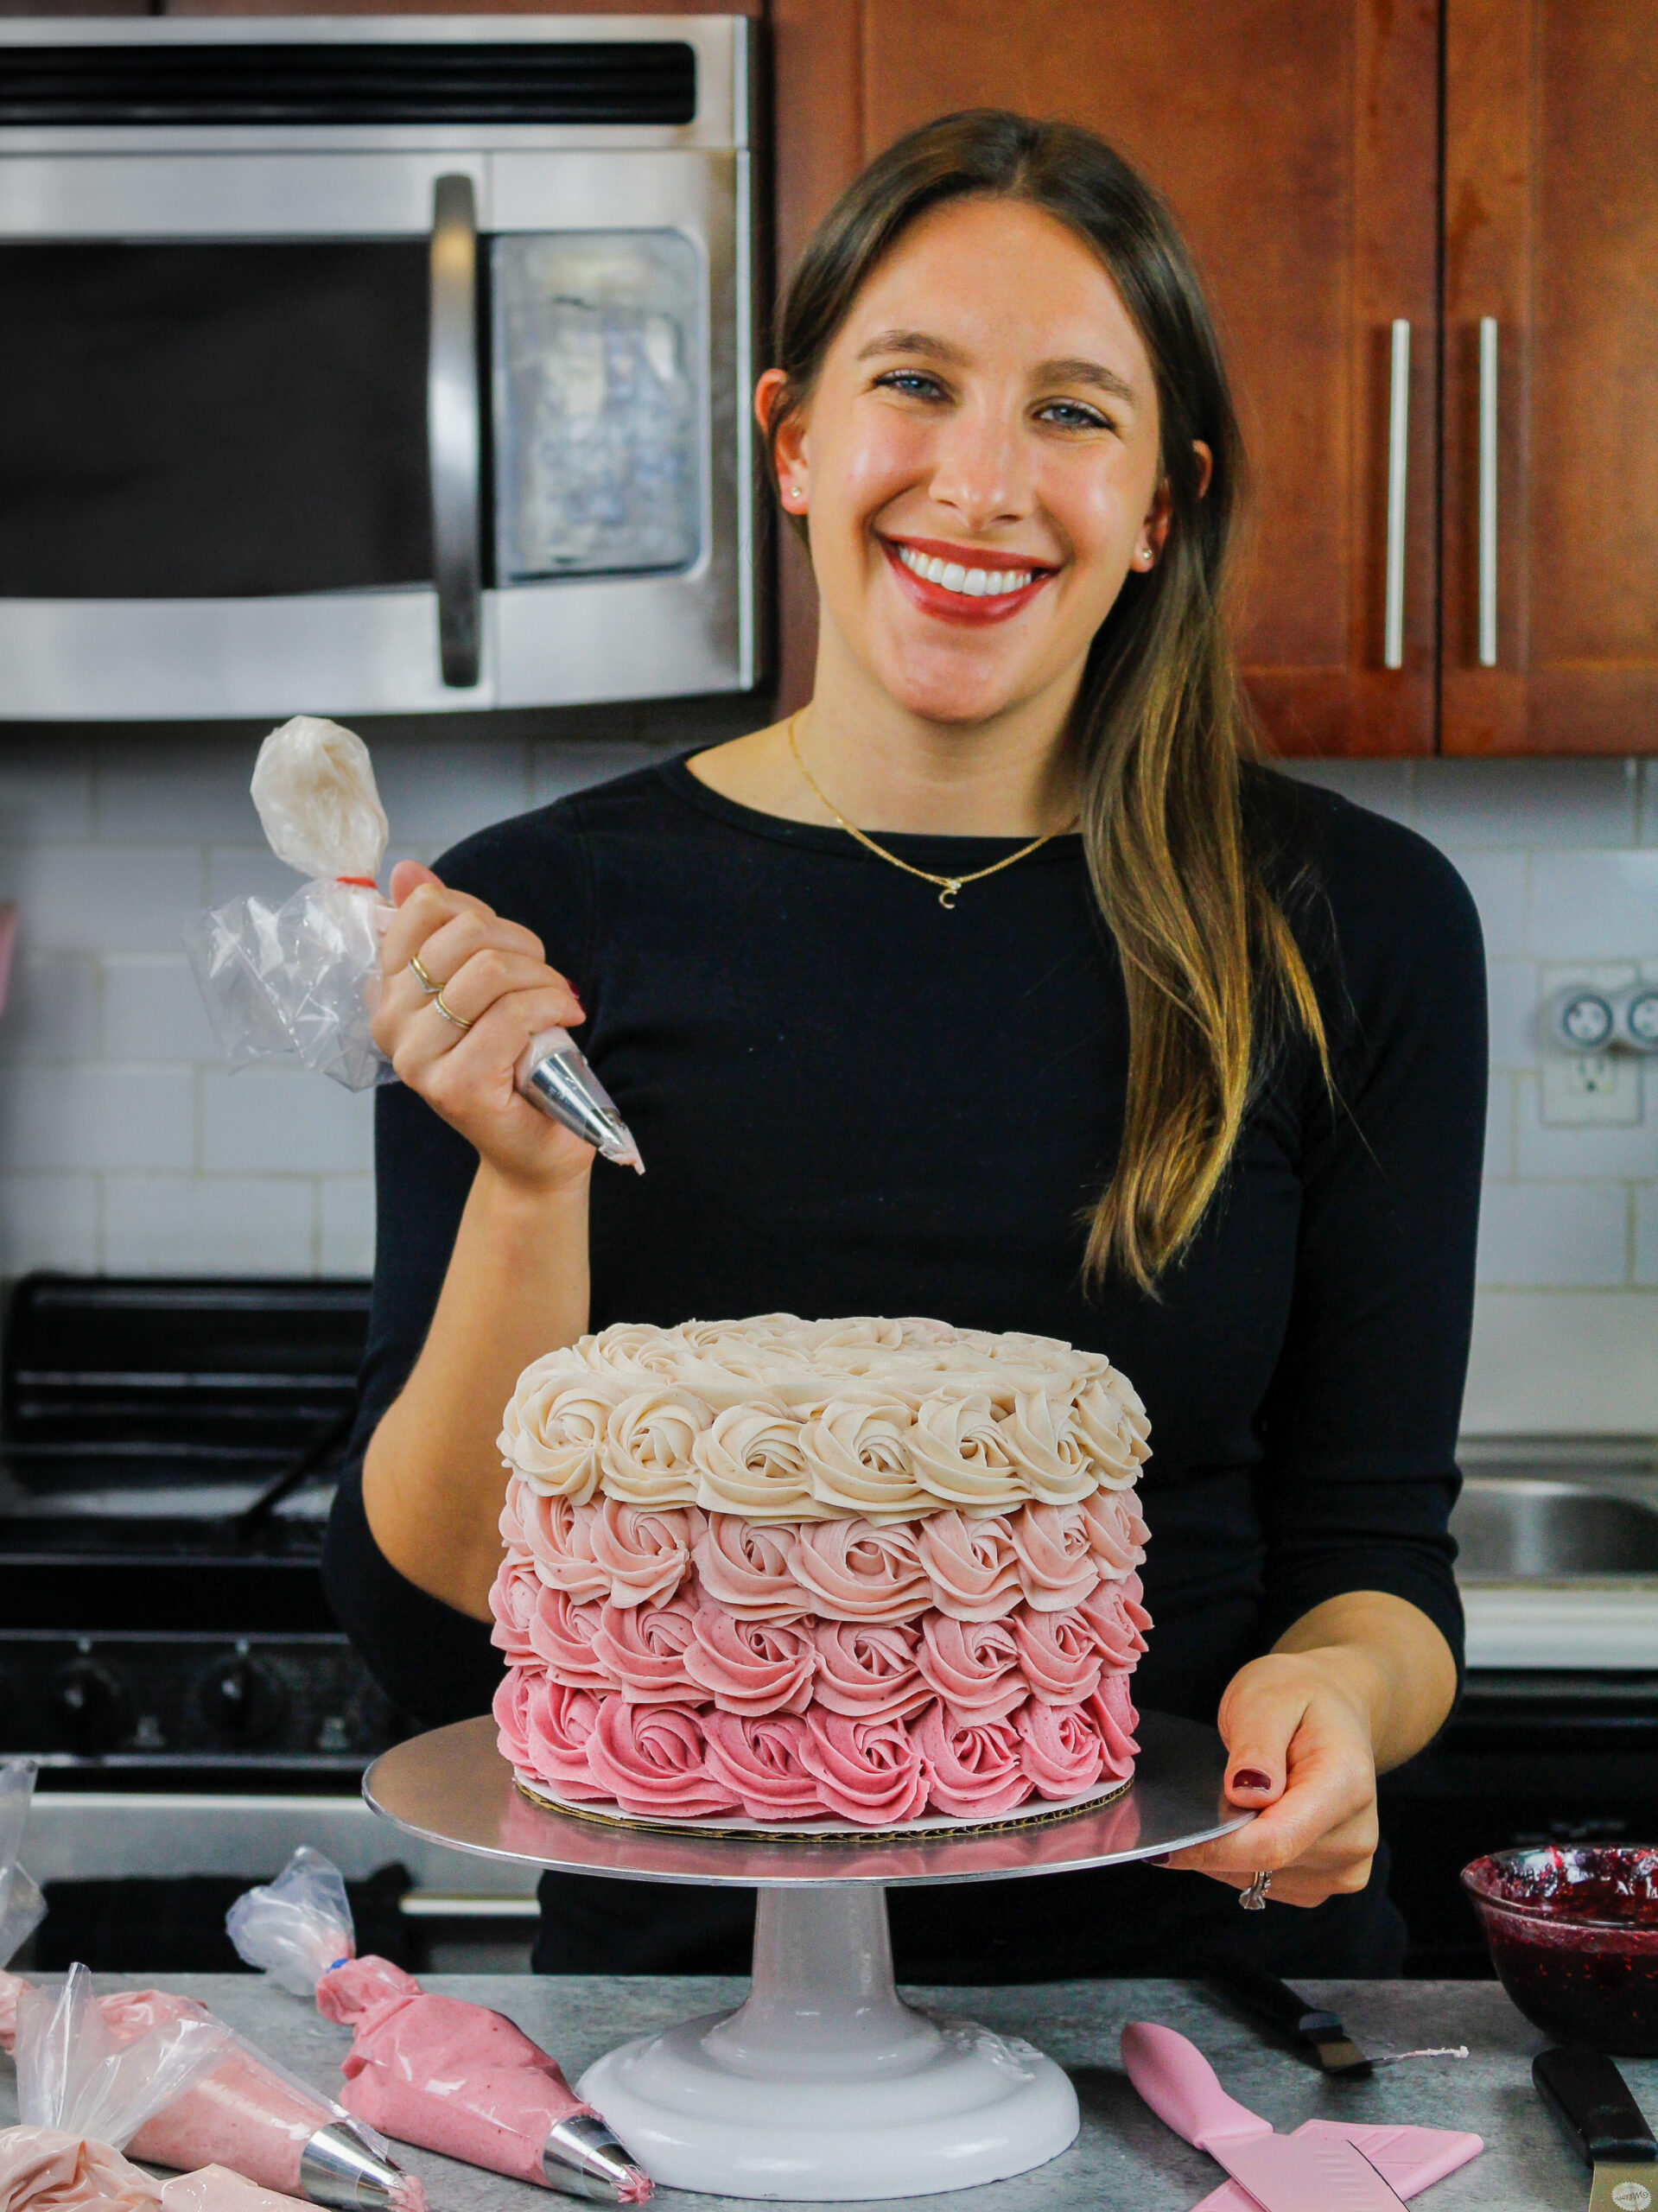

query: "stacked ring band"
left=408, top=952, right=441, bottom=995
left=1239, top=1871, right=1272, bottom=1910
left=432, top=990, right=473, bottom=1031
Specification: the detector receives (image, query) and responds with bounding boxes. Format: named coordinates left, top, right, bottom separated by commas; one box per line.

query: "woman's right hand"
left=372, top=860, right=594, bottom=1193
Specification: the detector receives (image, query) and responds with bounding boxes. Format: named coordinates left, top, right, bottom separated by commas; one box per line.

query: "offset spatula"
left=1534, top=2046, right=1658, bottom=2212
left=1207, top=1959, right=1374, bottom=2078
left=1122, top=2022, right=1411, bottom=2212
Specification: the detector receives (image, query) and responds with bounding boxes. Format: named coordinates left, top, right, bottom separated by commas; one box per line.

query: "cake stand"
left=364, top=1712, right=1249, bottom=2202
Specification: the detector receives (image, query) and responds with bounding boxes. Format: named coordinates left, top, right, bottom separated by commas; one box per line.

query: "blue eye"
left=873, top=370, right=945, bottom=398
left=1039, top=400, right=1110, bottom=429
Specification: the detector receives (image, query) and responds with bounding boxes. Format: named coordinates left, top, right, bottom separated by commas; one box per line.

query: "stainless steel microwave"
left=0, top=16, right=758, bottom=719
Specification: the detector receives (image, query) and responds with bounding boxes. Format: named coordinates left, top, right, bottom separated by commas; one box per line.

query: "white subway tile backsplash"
left=0, top=745, right=94, bottom=843
left=1529, top=851, right=1658, bottom=960
left=319, top=1177, right=375, bottom=1274
left=1464, top=1289, right=1658, bottom=1433
left=205, top=845, right=306, bottom=911
left=0, top=956, right=98, bottom=1065
left=1274, top=759, right=1416, bottom=825
left=531, top=739, right=678, bottom=809
left=1445, top=850, right=1528, bottom=959
left=95, top=739, right=263, bottom=845
left=1515, top=1071, right=1658, bottom=1179
left=104, top=1175, right=313, bottom=1274
left=1417, top=758, right=1638, bottom=849
left=1476, top=1180, right=1629, bottom=1287
left=0, top=1064, right=194, bottom=1172
left=99, top=958, right=216, bottom=1061
left=202, top=1065, right=373, bottom=1175
left=0, top=1173, right=97, bottom=1274
left=1636, top=1185, right=1658, bottom=1287
left=371, top=738, right=532, bottom=848
left=1486, top=961, right=1541, bottom=1067
left=0, top=846, right=203, bottom=955
left=1483, top=1074, right=1515, bottom=1176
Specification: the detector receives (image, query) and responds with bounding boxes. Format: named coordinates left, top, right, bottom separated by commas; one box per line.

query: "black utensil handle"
left=1534, top=2047, right=1658, bottom=2165
left=1209, top=1959, right=1343, bottom=2044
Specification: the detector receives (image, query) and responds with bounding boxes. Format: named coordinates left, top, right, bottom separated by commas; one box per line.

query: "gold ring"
left=1240, top=1871, right=1272, bottom=1911
left=408, top=952, right=441, bottom=995
left=432, top=988, right=473, bottom=1031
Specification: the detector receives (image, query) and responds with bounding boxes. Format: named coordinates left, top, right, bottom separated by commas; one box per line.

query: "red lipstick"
left=878, top=537, right=1054, bottom=625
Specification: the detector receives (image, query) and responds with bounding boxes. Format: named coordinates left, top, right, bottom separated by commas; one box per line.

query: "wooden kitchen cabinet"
left=1441, top=0, right=1658, bottom=753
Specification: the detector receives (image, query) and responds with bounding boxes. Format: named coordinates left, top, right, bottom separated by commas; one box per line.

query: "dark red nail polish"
left=1232, top=1768, right=1273, bottom=1792
left=1145, top=1853, right=1173, bottom=1867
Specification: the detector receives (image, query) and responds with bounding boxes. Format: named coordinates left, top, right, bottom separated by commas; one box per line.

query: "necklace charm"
left=937, top=881, right=962, bottom=910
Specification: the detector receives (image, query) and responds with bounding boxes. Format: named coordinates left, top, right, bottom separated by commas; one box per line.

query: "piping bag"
left=226, top=1850, right=651, bottom=2205
left=182, top=716, right=642, bottom=1172
left=0, top=1761, right=46, bottom=1980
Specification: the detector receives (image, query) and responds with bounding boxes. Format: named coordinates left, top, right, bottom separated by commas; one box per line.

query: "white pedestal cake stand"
left=364, top=1712, right=1249, bottom=2202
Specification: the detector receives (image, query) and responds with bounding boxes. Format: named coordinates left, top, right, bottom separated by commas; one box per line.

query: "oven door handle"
left=429, top=174, right=483, bottom=689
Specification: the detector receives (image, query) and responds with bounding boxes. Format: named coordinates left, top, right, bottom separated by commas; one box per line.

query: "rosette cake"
left=489, top=1315, right=1151, bottom=1827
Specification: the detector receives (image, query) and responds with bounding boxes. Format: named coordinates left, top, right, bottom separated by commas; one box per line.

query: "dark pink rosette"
left=588, top=1497, right=706, bottom=1608
left=1010, top=1605, right=1104, bottom=1706
left=798, top=1712, right=931, bottom=1825
left=524, top=1677, right=608, bottom=1799
left=911, top=1701, right=1032, bottom=1817
left=591, top=1590, right=702, bottom=1703
left=517, top=1488, right=610, bottom=1601
left=1081, top=1487, right=1150, bottom=1580
left=488, top=1553, right=540, bottom=1662
left=1014, top=1698, right=1106, bottom=1800
left=584, top=1699, right=740, bottom=1818
left=683, top=1607, right=817, bottom=1716
left=788, top=1518, right=931, bottom=1622
left=526, top=1586, right=610, bottom=1688
left=915, top=1510, right=1022, bottom=1621
left=492, top=1665, right=533, bottom=1768
left=694, top=1515, right=804, bottom=1618
left=1007, top=1503, right=1100, bottom=1611
left=1087, top=1674, right=1140, bottom=1780
left=812, top=1620, right=930, bottom=1719
left=914, top=1615, right=1026, bottom=1722
left=1077, top=1570, right=1153, bottom=1669
left=702, top=1712, right=824, bottom=1820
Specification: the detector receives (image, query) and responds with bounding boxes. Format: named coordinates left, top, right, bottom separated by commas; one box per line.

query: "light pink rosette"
left=788, top=1518, right=931, bottom=1622
left=691, top=1403, right=817, bottom=1518
left=524, top=1678, right=608, bottom=1798
left=1081, top=1486, right=1150, bottom=1579
left=584, top=1700, right=739, bottom=1817
left=916, top=1510, right=1022, bottom=1620
left=588, top=1497, right=705, bottom=1607
left=701, top=1712, right=824, bottom=1820
left=683, top=1608, right=816, bottom=1716
left=1078, top=1570, right=1153, bottom=1669
left=1073, top=1374, right=1152, bottom=1487
left=526, top=1588, right=609, bottom=1688
left=693, top=1515, right=803, bottom=1618
left=488, top=1554, right=539, bottom=1662
left=914, top=1616, right=1026, bottom=1722
left=1088, top=1674, right=1141, bottom=1779
left=499, top=1484, right=528, bottom=1552
left=812, top=1620, right=930, bottom=1719
left=1007, top=1503, right=1100, bottom=1611
left=1014, top=1699, right=1106, bottom=1800
left=600, top=1387, right=710, bottom=1505
left=499, top=1361, right=626, bottom=1503
left=911, top=1702, right=1032, bottom=1817
left=1011, top=1605, right=1104, bottom=1706
left=997, top=1389, right=1096, bottom=1504
left=515, top=1488, right=610, bottom=1600
left=798, top=1712, right=931, bottom=1826
left=492, top=1666, right=533, bottom=1768
left=908, top=1392, right=1027, bottom=1508
left=591, top=1592, right=702, bottom=1703
left=798, top=1397, right=927, bottom=1516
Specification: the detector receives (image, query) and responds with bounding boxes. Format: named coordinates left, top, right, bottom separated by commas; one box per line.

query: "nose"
left=924, top=396, right=1032, bottom=534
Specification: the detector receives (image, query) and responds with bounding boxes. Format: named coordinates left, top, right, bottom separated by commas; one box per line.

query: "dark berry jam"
left=1463, top=1847, right=1658, bottom=2055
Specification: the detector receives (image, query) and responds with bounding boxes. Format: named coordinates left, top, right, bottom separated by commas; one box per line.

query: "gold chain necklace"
left=786, top=715, right=1073, bottom=909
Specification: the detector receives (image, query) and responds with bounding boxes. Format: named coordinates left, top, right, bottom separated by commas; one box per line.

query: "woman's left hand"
left=1153, top=1647, right=1382, bottom=1906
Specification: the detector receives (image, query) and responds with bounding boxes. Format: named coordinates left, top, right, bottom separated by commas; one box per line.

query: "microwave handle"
left=429, top=174, right=483, bottom=688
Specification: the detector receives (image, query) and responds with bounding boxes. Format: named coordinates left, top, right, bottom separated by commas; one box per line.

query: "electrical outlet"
left=1541, top=1052, right=1642, bottom=1125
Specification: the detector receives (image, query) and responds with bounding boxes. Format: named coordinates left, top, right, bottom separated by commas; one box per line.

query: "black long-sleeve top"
left=325, top=754, right=1485, bottom=1980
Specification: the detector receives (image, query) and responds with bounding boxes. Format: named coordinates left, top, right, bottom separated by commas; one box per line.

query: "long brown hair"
left=765, top=110, right=1328, bottom=1292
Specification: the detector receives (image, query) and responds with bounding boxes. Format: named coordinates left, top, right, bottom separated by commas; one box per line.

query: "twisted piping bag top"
left=251, top=719, right=389, bottom=885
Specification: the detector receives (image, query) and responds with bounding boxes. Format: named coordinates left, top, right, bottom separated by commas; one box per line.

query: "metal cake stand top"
left=363, top=1709, right=1251, bottom=1887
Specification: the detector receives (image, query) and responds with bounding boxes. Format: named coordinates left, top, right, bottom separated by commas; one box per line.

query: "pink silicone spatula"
left=1121, top=2022, right=1413, bottom=2212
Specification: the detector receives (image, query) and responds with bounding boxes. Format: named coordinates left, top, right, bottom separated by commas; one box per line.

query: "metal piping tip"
left=543, top=2113, right=654, bottom=2202
left=517, top=1032, right=645, bottom=1174
left=300, top=2124, right=418, bottom=2212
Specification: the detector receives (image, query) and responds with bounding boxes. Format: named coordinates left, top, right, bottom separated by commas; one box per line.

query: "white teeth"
left=895, top=547, right=1037, bottom=598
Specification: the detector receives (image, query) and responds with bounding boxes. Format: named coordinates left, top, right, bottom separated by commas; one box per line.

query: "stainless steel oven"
left=0, top=16, right=758, bottom=719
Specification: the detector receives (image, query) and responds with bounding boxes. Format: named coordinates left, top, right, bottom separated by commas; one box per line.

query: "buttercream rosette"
left=492, top=1314, right=1152, bottom=1826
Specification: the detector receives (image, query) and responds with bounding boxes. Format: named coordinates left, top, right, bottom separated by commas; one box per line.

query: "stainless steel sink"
left=1452, top=1477, right=1658, bottom=1582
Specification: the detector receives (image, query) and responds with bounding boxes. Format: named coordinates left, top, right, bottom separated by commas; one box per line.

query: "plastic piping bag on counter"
left=0, top=1969, right=424, bottom=2212
left=226, top=1849, right=651, bottom=2204
left=181, top=715, right=642, bottom=1170
left=0, top=1962, right=321, bottom=2212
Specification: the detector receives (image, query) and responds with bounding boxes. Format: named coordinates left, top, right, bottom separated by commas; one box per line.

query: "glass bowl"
left=1463, top=1845, right=1658, bottom=2054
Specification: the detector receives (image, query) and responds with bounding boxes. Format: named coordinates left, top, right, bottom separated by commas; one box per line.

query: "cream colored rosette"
left=499, top=1355, right=627, bottom=1504
left=598, top=1386, right=710, bottom=1505
left=690, top=1402, right=826, bottom=1521
left=798, top=1394, right=931, bottom=1518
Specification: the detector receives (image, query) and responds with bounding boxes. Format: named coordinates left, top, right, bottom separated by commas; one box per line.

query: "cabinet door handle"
left=1478, top=315, right=1499, bottom=667
left=1384, top=318, right=1411, bottom=670
left=429, top=173, right=483, bottom=689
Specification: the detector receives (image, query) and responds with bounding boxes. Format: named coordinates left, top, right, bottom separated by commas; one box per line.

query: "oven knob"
left=50, top=1660, right=132, bottom=1755
left=197, top=1655, right=286, bottom=1745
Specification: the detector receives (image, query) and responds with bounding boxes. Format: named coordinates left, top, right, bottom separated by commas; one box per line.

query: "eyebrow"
left=854, top=330, right=1137, bottom=405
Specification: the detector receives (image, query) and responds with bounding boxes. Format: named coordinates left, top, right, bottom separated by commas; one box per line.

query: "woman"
left=325, top=111, right=1484, bottom=1980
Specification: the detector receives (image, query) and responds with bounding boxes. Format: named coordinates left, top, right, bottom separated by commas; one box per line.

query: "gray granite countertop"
left=0, top=1972, right=1631, bottom=2210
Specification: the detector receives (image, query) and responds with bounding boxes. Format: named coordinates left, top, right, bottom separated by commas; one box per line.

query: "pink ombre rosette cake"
left=488, top=1316, right=1152, bottom=1830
